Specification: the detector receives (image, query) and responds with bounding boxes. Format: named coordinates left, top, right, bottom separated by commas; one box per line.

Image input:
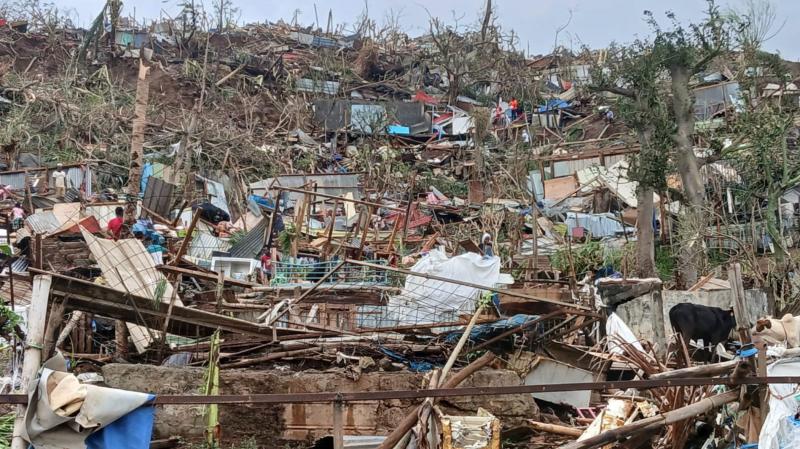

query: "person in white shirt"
left=52, top=163, right=67, bottom=197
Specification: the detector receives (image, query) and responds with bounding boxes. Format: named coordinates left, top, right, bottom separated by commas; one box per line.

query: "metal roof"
left=25, top=211, right=61, bottom=235
left=228, top=218, right=267, bottom=259
left=188, top=232, right=232, bottom=261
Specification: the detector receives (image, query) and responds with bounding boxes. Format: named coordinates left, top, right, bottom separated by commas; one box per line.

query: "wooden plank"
left=544, top=176, right=578, bottom=201
left=31, top=268, right=298, bottom=339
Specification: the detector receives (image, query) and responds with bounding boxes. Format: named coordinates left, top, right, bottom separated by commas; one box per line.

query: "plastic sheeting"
left=606, top=312, right=646, bottom=355
left=565, top=212, right=633, bottom=238
left=445, top=314, right=540, bottom=344
left=23, top=354, right=154, bottom=449
left=759, top=358, right=800, bottom=449
left=385, top=249, right=501, bottom=326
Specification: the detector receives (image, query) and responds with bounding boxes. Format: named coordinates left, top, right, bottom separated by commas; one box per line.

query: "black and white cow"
left=668, top=303, right=737, bottom=359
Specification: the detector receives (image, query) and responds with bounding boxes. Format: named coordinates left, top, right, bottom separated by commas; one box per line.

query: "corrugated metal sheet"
left=296, top=78, right=340, bottom=95
left=228, top=218, right=266, bottom=259
left=11, top=257, right=29, bottom=273
left=65, top=167, right=89, bottom=196
left=250, top=174, right=362, bottom=207
left=85, top=203, right=135, bottom=228
left=199, top=176, right=230, bottom=216
left=0, top=172, right=27, bottom=189
left=81, top=229, right=181, bottom=353
left=553, top=157, right=601, bottom=177
left=25, top=211, right=61, bottom=234
left=143, top=177, right=176, bottom=218
left=188, top=233, right=232, bottom=260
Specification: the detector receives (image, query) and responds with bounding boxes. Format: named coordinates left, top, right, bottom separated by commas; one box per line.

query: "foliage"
left=277, top=224, right=296, bottom=254
left=227, top=229, right=247, bottom=247
left=655, top=245, right=677, bottom=281
left=550, top=241, right=622, bottom=278
left=418, top=171, right=468, bottom=198
left=0, top=304, right=23, bottom=339
left=0, top=412, right=14, bottom=449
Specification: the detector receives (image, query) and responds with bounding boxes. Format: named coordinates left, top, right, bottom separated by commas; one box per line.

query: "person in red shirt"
left=509, top=97, right=519, bottom=120
left=260, top=250, right=273, bottom=284
left=108, top=207, right=124, bottom=240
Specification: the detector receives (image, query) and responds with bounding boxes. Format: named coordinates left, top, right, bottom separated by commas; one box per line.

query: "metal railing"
left=271, top=259, right=393, bottom=286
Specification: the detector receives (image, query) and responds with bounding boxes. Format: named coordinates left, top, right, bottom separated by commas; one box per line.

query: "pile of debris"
left=2, top=2, right=800, bottom=449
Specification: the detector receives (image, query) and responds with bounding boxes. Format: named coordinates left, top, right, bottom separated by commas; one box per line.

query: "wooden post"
left=11, top=275, right=51, bottom=449
left=323, top=199, right=339, bottom=258
left=528, top=421, right=583, bottom=437
left=215, top=270, right=225, bottom=311
left=173, top=209, right=202, bottom=265
left=356, top=206, right=374, bottom=259
left=651, top=286, right=666, bottom=360
left=42, top=298, right=66, bottom=359
left=401, top=175, right=415, bottom=247
left=728, top=263, right=752, bottom=344
left=333, top=399, right=344, bottom=449
left=125, top=59, right=150, bottom=231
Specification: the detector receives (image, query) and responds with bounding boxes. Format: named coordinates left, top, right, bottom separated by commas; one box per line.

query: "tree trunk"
left=765, top=187, right=787, bottom=265
left=670, top=64, right=704, bottom=287
left=480, top=0, right=493, bottom=41
left=635, top=186, right=656, bottom=278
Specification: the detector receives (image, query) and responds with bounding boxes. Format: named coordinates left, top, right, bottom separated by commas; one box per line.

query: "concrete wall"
left=615, top=289, right=769, bottom=344
left=101, top=364, right=538, bottom=445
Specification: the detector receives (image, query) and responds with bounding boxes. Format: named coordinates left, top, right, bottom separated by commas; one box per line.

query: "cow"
left=752, top=314, right=800, bottom=347
left=668, top=303, right=737, bottom=360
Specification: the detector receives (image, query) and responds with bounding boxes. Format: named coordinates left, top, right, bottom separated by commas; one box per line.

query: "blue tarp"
left=536, top=99, right=571, bottom=113
left=249, top=194, right=274, bottom=209
left=86, top=394, right=156, bottom=449
left=141, top=162, right=154, bottom=195
left=378, top=347, right=434, bottom=372
left=444, top=314, right=541, bottom=344
left=387, top=125, right=411, bottom=135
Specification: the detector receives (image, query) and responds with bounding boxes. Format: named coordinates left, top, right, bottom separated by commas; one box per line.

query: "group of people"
left=107, top=206, right=167, bottom=264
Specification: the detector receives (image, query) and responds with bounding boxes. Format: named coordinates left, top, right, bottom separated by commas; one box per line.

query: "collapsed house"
left=1, top=4, right=800, bottom=449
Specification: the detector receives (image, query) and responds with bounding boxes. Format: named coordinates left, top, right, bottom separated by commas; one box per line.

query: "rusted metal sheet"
left=142, top=176, right=176, bottom=219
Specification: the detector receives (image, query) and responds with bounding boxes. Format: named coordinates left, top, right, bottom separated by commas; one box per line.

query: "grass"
left=0, top=412, right=15, bottom=449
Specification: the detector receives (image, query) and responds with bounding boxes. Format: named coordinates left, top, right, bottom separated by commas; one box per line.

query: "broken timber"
left=345, top=259, right=594, bottom=311
left=31, top=268, right=301, bottom=340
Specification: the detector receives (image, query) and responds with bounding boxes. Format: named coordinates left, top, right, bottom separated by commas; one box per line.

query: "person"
left=144, top=236, right=165, bottom=265
left=0, top=185, right=13, bottom=201
left=52, top=163, right=67, bottom=197
left=11, top=202, right=24, bottom=230
left=509, top=97, right=519, bottom=120
left=604, top=108, right=615, bottom=124
left=215, top=221, right=238, bottom=238
left=260, top=251, right=273, bottom=284
left=480, top=232, right=494, bottom=258
left=108, top=207, right=124, bottom=240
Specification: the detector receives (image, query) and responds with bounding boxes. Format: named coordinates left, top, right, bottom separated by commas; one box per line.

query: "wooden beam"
left=172, top=210, right=202, bottom=265
left=158, top=264, right=257, bottom=288
left=30, top=268, right=298, bottom=339
left=345, top=259, right=593, bottom=311
left=270, top=186, right=405, bottom=212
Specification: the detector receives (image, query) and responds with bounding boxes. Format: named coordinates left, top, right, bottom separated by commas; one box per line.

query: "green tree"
left=590, top=40, right=671, bottom=278
left=645, top=2, right=730, bottom=286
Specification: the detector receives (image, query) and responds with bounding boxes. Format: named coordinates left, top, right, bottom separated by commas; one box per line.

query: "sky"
left=53, top=0, right=800, bottom=61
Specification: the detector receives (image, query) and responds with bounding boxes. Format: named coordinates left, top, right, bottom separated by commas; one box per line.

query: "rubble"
left=0, top=1, right=800, bottom=449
